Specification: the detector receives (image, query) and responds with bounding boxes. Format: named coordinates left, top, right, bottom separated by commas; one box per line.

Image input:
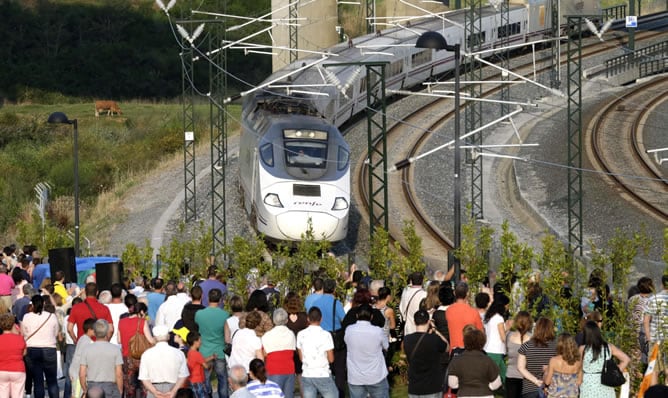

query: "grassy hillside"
left=0, top=101, right=241, bottom=247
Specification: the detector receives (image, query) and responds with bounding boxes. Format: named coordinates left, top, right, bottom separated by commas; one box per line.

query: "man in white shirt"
left=105, top=283, right=128, bottom=347
left=297, top=307, right=338, bottom=398
left=344, top=305, right=389, bottom=398
left=139, top=325, right=189, bottom=398
left=155, top=281, right=188, bottom=329
left=399, top=272, right=426, bottom=336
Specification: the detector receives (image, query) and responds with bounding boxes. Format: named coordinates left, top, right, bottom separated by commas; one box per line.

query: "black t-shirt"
left=181, top=303, right=205, bottom=332
left=403, top=332, right=447, bottom=395
left=341, top=306, right=385, bottom=330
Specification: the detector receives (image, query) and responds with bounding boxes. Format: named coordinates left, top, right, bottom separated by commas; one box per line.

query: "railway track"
left=351, top=30, right=668, bottom=265
left=588, top=76, right=668, bottom=220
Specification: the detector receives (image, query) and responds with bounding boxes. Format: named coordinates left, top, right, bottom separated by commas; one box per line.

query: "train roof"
left=260, top=4, right=527, bottom=86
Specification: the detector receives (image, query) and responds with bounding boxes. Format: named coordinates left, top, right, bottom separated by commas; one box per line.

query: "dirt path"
left=104, top=137, right=240, bottom=257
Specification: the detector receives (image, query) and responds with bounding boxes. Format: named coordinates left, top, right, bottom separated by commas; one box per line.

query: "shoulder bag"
left=84, top=300, right=98, bottom=320
left=398, top=289, right=421, bottom=338
left=25, top=313, right=52, bottom=341
left=224, top=329, right=238, bottom=356
left=601, top=345, right=625, bottom=387
left=129, top=318, right=152, bottom=359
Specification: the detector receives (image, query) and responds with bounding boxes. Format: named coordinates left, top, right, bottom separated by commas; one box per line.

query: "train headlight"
left=263, top=193, right=284, bottom=208
left=332, top=197, right=348, bottom=210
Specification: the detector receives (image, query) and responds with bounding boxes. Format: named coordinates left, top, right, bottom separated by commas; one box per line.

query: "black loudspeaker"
left=48, top=247, right=77, bottom=284
left=96, top=262, right=124, bottom=292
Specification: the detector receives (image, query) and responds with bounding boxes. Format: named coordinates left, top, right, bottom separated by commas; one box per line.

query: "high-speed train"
left=239, top=0, right=599, bottom=242
left=239, top=93, right=350, bottom=242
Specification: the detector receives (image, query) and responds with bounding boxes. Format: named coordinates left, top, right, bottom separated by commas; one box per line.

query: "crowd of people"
left=1, top=243, right=667, bottom=398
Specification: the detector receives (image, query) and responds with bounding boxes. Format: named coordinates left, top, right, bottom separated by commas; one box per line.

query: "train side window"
left=389, top=60, right=403, bottom=77
left=467, top=32, right=486, bottom=48
left=338, top=146, right=350, bottom=171
left=260, top=143, right=274, bottom=167
left=411, top=49, right=431, bottom=67
left=498, top=22, right=521, bottom=38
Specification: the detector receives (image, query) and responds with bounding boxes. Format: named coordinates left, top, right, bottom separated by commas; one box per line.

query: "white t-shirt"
left=105, top=302, right=128, bottom=346
left=226, top=315, right=240, bottom=340
left=229, top=328, right=262, bottom=372
left=296, top=325, right=334, bottom=378
left=483, top=313, right=506, bottom=354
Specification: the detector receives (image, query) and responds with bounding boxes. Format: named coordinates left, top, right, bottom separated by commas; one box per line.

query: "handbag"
left=129, top=318, right=152, bottom=360
left=224, top=329, right=238, bottom=356
left=601, top=345, right=625, bottom=387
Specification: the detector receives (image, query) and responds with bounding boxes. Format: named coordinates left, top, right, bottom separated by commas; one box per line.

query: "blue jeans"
left=409, top=394, right=441, bottom=398
left=348, top=378, right=389, bottom=398
left=63, top=344, right=76, bottom=398
left=268, top=373, right=295, bottom=398
left=205, top=357, right=228, bottom=398
left=302, top=376, right=338, bottom=398
left=27, top=347, right=59, bottom=398
left=191, top=382, right=208, bottom=398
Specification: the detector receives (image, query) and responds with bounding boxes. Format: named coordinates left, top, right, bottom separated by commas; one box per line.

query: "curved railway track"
left=589, top=76, right=668, bottom=220
left=351, top=29, right=668, bottom=264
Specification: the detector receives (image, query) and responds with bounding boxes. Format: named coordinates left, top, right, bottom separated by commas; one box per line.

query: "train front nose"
left=275, top=212, right=347, bottom=241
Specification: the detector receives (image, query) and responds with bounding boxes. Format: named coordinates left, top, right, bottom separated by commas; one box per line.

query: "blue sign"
left=626, top=16, right=637, bottom=28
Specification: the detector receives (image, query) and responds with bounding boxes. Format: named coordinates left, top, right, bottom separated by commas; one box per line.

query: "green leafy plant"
left=455, top=212, right=494, bottom=296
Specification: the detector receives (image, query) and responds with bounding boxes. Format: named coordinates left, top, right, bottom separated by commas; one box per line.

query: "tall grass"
left=0, top=101, right=241, bottom=247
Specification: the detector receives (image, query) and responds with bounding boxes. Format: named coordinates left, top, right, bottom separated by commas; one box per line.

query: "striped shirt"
left=518, top=339, right=557, bottom=395
left=246, top=380, right=285, bottom=397
left=644, top=289, right=668, bottom=341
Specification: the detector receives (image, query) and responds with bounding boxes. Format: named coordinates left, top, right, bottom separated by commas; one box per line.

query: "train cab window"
left=338, top=146, right=350, bottom=171
left=260, top=143, right=274, bottom=167
left=283, top=129, right=328, bottom=169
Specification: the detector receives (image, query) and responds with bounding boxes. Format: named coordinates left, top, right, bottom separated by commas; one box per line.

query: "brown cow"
left=94, top=100, right=122, bottom=117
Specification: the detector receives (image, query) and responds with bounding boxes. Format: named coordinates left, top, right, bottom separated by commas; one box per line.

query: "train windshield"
left=283, top=129, right=328, bottom=169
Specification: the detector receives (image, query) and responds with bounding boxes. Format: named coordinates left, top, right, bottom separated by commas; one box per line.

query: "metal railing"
left=605, top=41, right=668, bottom=77
left=602, top=5, right=627, bottom=20
left=639, top=58, right=668, bottom=78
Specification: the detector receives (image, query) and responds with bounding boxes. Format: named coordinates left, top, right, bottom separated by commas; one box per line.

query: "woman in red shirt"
left=0, top=313, right=27, bottom=398
left=117, top=295, right=154, bottom=398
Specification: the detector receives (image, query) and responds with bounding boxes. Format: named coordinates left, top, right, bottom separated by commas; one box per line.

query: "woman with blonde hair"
left=543, top=333, right=580, bottom=398
left=422, top=281, right=442, bottom=313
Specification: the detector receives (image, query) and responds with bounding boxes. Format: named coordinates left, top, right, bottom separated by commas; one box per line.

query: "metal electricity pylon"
left=466, top=0, right=484, bottom=220
left=181, top=1, right=197, bottom=223
left=325, top=62, right=389, bottom=240
left=550, top=0, right=561, bottom=88
left=209, top=0, right=228, bottom=260
left=289, top=0, right=299, bottom=63
left=498, top=0, right=511, bottom=115
left=566, top=16, right=585, bottom=256
left=367, top=0, right=376, bottom=34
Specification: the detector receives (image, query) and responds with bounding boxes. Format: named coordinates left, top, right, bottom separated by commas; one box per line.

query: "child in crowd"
left=186, top=331, right=216, bottom=398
